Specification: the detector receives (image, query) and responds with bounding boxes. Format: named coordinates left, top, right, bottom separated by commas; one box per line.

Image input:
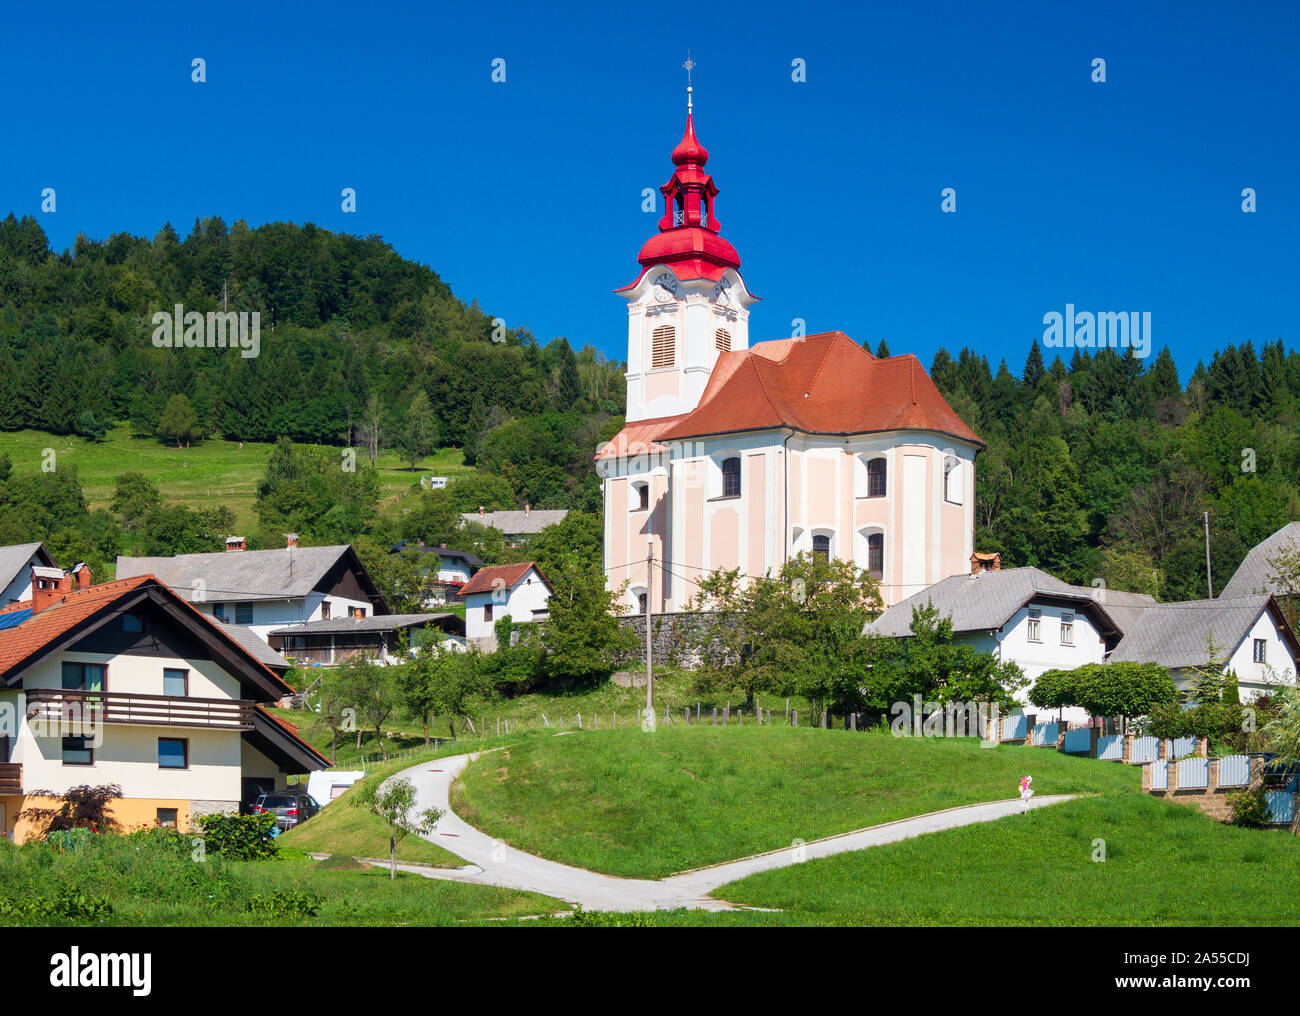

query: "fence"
left=1032, top=722, right=1058, bottom=747
left=1001, top=714, right=1028, bottom=741
left=1130, top=737, right=1159, bottom=764
left=1062, top=728, right=1091, bottom=754
left=1151, top=761, right=1168, bottom=790
left=1167, top=736, right=1198, bottom=759
left=1267, top=791, right=1295, bottom=824
left=1096, top=734, right=1124, bottom=761
left=1143, top=753, right=1300, bottom=826
left=1218, top=754, right=1250, bottom=787
left=1176, top=757, right=1209, bottom=789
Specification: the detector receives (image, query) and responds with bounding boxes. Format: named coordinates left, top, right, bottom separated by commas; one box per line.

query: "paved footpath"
left=391, top=751, right=1074, bottom=912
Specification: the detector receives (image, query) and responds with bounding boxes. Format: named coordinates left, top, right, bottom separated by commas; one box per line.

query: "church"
left=597, top=102, right=983, bottom=613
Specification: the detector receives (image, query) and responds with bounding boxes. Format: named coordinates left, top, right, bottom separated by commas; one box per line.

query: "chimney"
left=478, top=506, right=484, bottom=516
left=225, top=536, right=246, bottom=552
left=970, top=552, right=1002, bottom=574
left=72, top=563, right=92, bottom=590
left=285, top=533, right=299, bottom=549
left=524, top=503, right=530, bottom=517
left=31, top=566, right=71, bottom=613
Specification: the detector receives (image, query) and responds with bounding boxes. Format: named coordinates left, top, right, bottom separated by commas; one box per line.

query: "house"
left=1107, top=594, right=1299, bottom=701
left=389, top=541, right=484, bottom=602
left=597, top=108, right=982, bottom=613
left=457, top=562, right=552, bottom=648
left=116, top=537, right=388, bottom=641
left=461, top=507, right=569, bottom=548
left=0, top=565, right=328, bottom=843
left=0, top=542, right=58, bottom=605
left=1220, top=522, right=1300, bottom=600
left=267, top=613, right=465, bottom=666
left=866, top=565, right=1140, bottom=722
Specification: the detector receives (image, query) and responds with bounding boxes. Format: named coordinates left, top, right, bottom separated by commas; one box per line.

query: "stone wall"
left=617, top=611, right=729, bottom=669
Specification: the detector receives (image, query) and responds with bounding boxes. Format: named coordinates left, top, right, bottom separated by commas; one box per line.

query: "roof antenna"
left=683, top=51, right=695, bottom=115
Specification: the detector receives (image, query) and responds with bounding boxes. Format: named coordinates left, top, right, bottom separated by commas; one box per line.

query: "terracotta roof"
left=457, top=562, right=549, bottom=597
left=0, top=577, right=157, bottom=675
left=643, top=332, right=982, bottom=446
left=595, top=413, right=691, bottom=461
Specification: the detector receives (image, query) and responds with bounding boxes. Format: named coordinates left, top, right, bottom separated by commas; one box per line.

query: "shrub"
left=197, top=811, right=280, bottom=860
left=45, top=828, right=97, bottom=854
left=1227, top=787, right=1271, bottom=828
left=246, top=887, right=323, bottom=919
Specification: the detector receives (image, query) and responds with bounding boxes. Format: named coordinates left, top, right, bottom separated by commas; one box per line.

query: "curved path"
left=392, top=751, right=1074, bottom=913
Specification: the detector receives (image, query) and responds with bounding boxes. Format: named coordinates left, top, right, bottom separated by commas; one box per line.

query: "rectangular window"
left=650, top=325, right=675, bottom=369
left=349, top=605, right=365, bottom=619
left=1060, top=612, right=1074, bottom=647
left=235, top=603, right=253, bottom=625
left=483, top=603, right=494, bottom=622
left=62, top=662, right=106, bottom=692
left=1026, top=609, right=1041, bottom=643
left=62, top=736, right=93, bottom=766
left=156, top=808, right=178, bottom=829
left=320, top=601, right=331, bottom=620
left=158, top=738, right=188, bottom=770
left=1254, top=638, right=1267, bottom=664
left=123, top=614, right=144, bottom=633
left=163, top=668, right=188, bottom=697
left=213, top=603, right=227, bottom=622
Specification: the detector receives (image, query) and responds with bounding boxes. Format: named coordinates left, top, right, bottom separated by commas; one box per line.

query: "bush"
left=45, top=828, right=97, bottom=854
left=246, top=887, right=323, bottom=919
left=1227, top=787, right=1271, bottom=828
left=197, top=811, right=280, bottom=860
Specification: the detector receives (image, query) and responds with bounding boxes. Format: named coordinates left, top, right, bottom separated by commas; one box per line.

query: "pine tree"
left=1022, top=339, right=1045, bottom=390
left=874, top=339, right=891, bottom=358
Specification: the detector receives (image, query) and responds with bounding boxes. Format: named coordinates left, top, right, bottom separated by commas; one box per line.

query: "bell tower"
left=617, top=66, right=758, bottom=423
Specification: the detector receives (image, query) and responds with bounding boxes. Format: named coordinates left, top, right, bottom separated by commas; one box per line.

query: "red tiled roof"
left=594, top=413, right=691, bottom=461
left=604, top=332, right=983, bottom=450
left=0, top=577, right=156, bottom=675
left=457, top=562, right=549, bottom=597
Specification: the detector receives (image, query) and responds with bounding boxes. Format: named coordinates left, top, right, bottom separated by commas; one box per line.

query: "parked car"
left=251, top=791, right=321, bottom=831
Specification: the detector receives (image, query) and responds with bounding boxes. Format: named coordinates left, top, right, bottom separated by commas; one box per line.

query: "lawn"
left=1, top=424, right=476, bottom=542
left=453, top=725, right=1141, bottom=878
left=278, top=750, right=467, bottom=867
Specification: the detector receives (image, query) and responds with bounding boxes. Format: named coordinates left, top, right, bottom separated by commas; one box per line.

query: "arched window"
left=721, top=456, right=741, bottom=497
left=867, top=532, right=884, bottom=579
left=944, top=455, right=962, bottom=505
left=866, top=457, right=886, bottom=498
left=637, top=592, right=648, bottom=613
left=715, top=327, right=731, bottom=352
left=812, top=534, right=831, bottom=562
left=651, top=325, right=675, bottom=369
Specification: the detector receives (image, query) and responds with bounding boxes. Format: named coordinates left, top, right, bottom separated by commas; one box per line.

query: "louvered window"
left=651, top=325, right=675, bottom=369
left=715, top=328, right=731, bottom=352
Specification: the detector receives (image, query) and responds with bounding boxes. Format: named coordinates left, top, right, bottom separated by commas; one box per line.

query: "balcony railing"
left=0, top=763, right=20, bottom=794
left=25, top=689, right=255, bottom=731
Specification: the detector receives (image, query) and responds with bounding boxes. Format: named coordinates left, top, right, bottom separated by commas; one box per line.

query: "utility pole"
left=645, top=535, right=654, bottom=715
left=1204, top=511, right=1214, bottom=598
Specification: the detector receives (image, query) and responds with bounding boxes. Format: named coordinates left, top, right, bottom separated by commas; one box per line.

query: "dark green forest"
left=0, top=212, right=1296, bottom=604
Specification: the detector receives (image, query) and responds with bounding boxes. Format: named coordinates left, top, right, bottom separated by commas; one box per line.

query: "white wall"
left=2, top=551, right=45, bottom=605
left=195, top=592, right=372, bottom=640
left=464, top=569, right=551, bottom=642
left=1220, top=609, right=1297, bottom=699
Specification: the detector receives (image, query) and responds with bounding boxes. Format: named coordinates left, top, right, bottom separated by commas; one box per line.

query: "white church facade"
left=597, top=105, right=983, bottom=612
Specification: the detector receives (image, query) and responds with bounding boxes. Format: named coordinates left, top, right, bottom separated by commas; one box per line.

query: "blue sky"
left=3, top=0, right=1296, bottom=379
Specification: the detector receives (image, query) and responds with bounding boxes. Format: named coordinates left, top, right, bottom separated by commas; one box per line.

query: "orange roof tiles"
left=458, top=562, right=549, bottom=597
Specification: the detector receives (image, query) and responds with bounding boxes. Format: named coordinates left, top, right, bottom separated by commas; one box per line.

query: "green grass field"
left=0, top=424, right=477, bottom=539
left=454, top=726, right=1141, bottom=879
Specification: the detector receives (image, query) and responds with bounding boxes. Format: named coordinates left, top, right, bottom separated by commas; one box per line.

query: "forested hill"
left=0, top=213, right=625, bottom=509
left=926, top=339, right=1300, bottom=602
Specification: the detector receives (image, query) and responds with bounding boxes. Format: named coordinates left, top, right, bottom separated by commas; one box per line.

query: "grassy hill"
left=1, top=424, right=478, bottom=545
left=453, top=726, right=1140, bottom=879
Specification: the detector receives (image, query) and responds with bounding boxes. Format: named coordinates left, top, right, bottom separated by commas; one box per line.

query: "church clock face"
left=653, top=272, right=678, bottom=302
left=714, top=276, right=732, bottom=306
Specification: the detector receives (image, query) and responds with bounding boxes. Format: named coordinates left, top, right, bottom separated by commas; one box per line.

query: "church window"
left=867, top=533, right=883, bottom=579
left=812, top=534, right=831, bottom=562
left=721, top=457, right=741, bottom=498
left=944, top=455, right=962, bottom=505
left=866, top=457, right=886, bottom=498
left=651, top=325, right=675, bottom=369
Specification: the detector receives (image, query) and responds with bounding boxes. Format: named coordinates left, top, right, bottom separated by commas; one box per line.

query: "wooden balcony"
left=0, top=764, right=20, bottom=794
left=25, top=689, right=255, bottom=731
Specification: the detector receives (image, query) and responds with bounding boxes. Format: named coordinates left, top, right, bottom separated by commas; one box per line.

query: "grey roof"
left=0, top=542, right=55, bottom=590
left=116, top=545, right=359, bottom=603
left=1108, top=595, right=1275, bottom=669
left=460, top=510, right=568, bottom=535
left=268, top=613, right=461, bottom=636
left=867, top=567, right=1117, bottom=637
left=1220, top=522, right=1300, bottom=599
left=216, top=623, right=290, bottom=671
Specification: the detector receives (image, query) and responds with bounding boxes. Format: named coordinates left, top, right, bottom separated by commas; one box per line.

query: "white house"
left=0, top=542, right=57, bottom=606
left=457, top=562, right=552, bottom=648
left=116, top=538, right=388, bottom=641
left=866, top=564, right=1137, bottom=722
left=0, top=567, right=328, bottom=843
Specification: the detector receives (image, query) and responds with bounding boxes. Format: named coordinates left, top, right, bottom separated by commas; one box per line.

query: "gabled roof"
left=249, top=707, right=330, bottom=771
left=460, top=510, right=568, bottom=535
left=0, top=576, right=293, bottom=701
left=1108, top=594, right=1299, bottom=670
left=115, top=544, right=386, bottom=612
left=218, top=622, right=291, bottom=673
left=457, top=562, right=551, bottom=598
left=0, top=542, right=56, bottom=591
left=268, top=613, right=464, bottom=636
left=603, top=333, right=982, bottom=454
left=1220, top=522, right=1300, bottom=599
left=866, top=567, right=1124, bottom=638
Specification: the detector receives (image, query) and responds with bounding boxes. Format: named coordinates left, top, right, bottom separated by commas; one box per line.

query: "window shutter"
left=651, top=325, right=675, bottom=369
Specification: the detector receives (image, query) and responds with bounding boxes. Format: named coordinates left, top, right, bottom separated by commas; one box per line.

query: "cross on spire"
left=683, top=51, right=695, bottom=113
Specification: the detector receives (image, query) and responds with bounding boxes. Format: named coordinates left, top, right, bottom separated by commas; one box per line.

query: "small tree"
left=404, top=640, right=483, bottom=742
left=352, top=776, right=443, bottom=879
left=157, top=393, right=203, bottom=446
left=397, top=390, right=440, bottom=471
left=18, top=784, right=123, bottom=837
left=541, top=553, right=635, bottom=685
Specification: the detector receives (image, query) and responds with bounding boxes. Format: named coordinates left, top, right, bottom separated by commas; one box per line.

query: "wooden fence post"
left=712, top=707, right=717, bottom=726
left=792, top=709, right=797, bottom=726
